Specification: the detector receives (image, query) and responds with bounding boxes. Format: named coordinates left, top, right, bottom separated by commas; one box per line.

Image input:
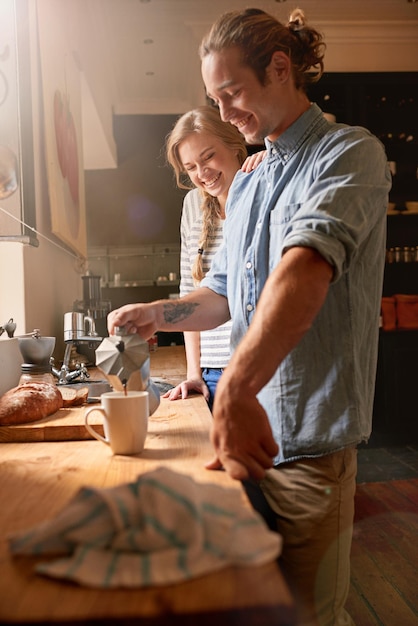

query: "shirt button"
left=257, top=222, right=262, bottom=229
left=283, top=154, right=288, bottom=161
left=247, top=304, right=253, bottom=312
left=246, top=262, right=252, bottom=269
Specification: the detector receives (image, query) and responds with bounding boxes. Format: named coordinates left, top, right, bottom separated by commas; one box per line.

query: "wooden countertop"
left=150, top=344, right=187, bottom=385
left=0, top=347, right=295, bottom=625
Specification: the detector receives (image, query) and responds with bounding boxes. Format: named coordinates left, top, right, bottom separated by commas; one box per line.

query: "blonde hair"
left=200, top=8, right=326, bottom=90
left=166, top=106, right=247, bottom=283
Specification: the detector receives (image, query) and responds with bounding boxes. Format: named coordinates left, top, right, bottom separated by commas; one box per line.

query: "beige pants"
left=260, top=447, right=357, bottom=626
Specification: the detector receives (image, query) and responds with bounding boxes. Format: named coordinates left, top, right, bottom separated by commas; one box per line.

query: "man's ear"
left=269, top=51, right=291, bottom=83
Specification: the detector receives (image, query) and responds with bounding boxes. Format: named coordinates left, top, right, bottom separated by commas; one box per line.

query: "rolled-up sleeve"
left=201, top=239, right=228, bottom=297
left=281, top=128, right=391, bottom=282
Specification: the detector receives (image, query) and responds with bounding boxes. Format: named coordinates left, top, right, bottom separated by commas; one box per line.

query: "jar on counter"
left=19, top=364, right=55, bottom=386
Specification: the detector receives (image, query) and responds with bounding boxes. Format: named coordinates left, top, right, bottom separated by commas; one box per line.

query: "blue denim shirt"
left=201, top=104, right=391, bottom=464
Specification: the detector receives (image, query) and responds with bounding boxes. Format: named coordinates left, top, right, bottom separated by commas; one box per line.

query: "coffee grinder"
left=18, top=329, right=56, bottom=385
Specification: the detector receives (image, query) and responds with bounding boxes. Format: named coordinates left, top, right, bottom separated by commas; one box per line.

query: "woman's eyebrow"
left=182, top=146, right=215, bottom=167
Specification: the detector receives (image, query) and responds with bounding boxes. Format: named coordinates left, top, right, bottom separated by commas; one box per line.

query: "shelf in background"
left=388, top=211, right=418, bottom=216
left=87, top=244, right=180, bottom=288
left=107, top=279, right=179, bottom=288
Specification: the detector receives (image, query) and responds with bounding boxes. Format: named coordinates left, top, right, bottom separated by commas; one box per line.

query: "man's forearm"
left=108, top=287, right=230, bottom=337
left=157, top=287, right=230, bottom=332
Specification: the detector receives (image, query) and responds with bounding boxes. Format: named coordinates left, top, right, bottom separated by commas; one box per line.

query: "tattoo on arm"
left=163, top=302, right=199, bottom=324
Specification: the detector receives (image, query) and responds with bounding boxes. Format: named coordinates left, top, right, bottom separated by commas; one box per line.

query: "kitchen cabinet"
left=374, top=212, right=418, bottom=445
left=384, top=213, right=418, bottom=296
left=384, top=207, right=418, bottom=302
left=372, top=329, right=418, bottom=446
left=0, top=0, right=37, bottom=245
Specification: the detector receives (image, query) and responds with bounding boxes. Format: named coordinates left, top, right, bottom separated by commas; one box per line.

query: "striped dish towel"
left=8, top=467, right=281, bottom=588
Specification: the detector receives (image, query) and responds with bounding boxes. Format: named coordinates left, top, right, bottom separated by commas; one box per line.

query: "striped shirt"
left=179, top=188, right=231, bottom=369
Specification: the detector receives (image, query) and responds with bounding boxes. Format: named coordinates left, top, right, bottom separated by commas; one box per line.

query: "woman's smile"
left=202, top=171, right=222, bottom=189
left=178, top=131, right=241, bottom=205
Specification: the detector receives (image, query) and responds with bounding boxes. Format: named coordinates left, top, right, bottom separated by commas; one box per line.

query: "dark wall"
left=85, top=115, right=187, bottom=247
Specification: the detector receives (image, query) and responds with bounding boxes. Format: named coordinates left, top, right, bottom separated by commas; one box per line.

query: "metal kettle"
left=95, top=327, right=160, bottom=415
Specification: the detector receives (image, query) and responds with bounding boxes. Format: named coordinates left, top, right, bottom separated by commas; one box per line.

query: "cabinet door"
left=373, top=331, right=418, bottom=445
left=0, top=0, right=36, bottom=245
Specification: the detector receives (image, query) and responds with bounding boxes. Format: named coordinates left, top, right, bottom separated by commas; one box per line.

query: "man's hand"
left=205, top=372, right=278, bottom=481
left=107, top=302, right=158, bottom=337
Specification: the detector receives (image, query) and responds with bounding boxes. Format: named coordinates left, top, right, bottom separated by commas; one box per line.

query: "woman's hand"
left=241, top=150, right=267, bottom=173
left=162, top=377, right=210, bottom=402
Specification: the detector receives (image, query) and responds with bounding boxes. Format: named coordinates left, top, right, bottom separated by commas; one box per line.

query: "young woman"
left=164, top=105, right=262, bottom=409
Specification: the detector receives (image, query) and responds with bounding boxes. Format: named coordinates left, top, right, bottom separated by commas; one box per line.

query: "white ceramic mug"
left=84, top=391, right=149, bottom=455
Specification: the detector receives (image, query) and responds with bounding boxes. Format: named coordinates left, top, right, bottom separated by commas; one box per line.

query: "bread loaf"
left=0, top=382, right=63, bottom=426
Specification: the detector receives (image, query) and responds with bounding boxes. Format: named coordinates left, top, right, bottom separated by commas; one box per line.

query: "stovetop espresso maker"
left=95, top=326, right=160, bottom=415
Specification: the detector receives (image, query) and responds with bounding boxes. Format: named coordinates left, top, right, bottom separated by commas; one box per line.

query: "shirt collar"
left=265, top=103, right=326, bottom=162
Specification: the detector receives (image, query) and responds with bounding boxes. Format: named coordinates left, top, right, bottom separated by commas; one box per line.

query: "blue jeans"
left=201, top=367, right=223, bottom=412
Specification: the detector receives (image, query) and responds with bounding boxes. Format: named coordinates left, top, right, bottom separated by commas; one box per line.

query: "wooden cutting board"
left=0, top=346, right=187, bottom=444
left=0, top=404, right=105, bottom=443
